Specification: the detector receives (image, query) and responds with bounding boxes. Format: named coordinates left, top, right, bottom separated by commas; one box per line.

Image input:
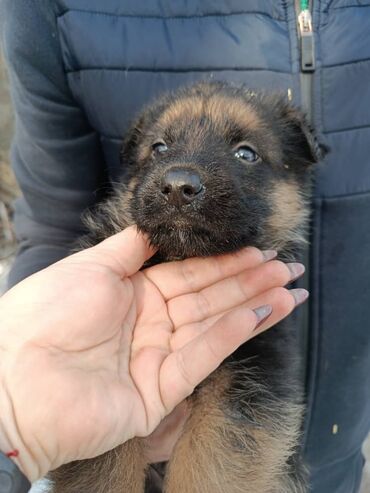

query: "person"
left=1, top=1, right=369, bottom=492
left=0, top=225, right=306, bottom=488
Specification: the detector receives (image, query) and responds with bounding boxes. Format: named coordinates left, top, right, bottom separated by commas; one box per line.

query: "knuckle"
left=245, top=246, right=263, bottom=260
left=270, top=286, right=289, bottom=301
left=196, top=292, right=212, bottom=319
left=267, top=260, right=291, bottom=282
left=202, top=335, right=221, bottom=362
left=176, top=351, right=194, bottom=391
left=208, top=255, right=224, bottom=278
left=235, top=273, right=249, bottom=298
left=232, top=246, right=263, bottom=269
left=180, top=260, right=198, bottom=291
left=271, top=287, right=295, bottom=312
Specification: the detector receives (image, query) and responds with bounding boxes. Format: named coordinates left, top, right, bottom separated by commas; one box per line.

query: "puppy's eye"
left=234, top=145, right=259, bottom=163
left=152, top=141, right=168, bottom=154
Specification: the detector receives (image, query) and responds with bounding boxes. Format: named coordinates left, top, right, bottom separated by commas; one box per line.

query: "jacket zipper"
left=294, top=0, right=316, bottom=394
left=298, top=4, right=315, bottom=73
left=296, top=0, right=315, bottom=120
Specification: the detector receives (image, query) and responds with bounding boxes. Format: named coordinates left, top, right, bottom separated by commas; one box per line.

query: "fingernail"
left=287, top=263, right=305, bottom=282
left=290, top=288, right=309, bottom=306
left=253, top=304, right=273, bottom=330
left=261, top=250, right=278, bottom=262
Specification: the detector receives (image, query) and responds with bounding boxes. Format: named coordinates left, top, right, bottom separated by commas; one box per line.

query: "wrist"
left=0, top=386, right=40, bottom=482
left=0, top=302, right=54, bottom=483
left=0, top=351, right=53, bottom=483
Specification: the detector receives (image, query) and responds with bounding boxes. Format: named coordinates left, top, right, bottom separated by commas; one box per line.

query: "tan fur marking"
left=137, top=145, right=153, bottom=163
left=265, top=180, right=309, bottom=255
left=157, top=94, right=262, bottom=137
left=158, top=97, right=205, bottom=129
left=50, top=438, right=147, bottom=493
left=164, top=368, right=304, bottom=493
left=208, top=95, right=263, bottom=134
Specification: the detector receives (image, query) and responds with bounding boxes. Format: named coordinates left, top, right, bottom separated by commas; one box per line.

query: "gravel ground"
left=361, top=440, right=370, bottom=493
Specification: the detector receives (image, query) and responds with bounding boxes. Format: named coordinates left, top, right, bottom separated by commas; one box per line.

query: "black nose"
left=160, top=168, right=204, bottom=207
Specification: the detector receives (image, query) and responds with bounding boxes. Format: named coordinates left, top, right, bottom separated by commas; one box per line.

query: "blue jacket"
left=1, top=1, right=370, bottom=492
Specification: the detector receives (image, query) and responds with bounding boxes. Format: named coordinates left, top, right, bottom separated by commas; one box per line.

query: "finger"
left=168, top=261, right=304, bottom=327
left=143, top=247, right=276, bottom=300
left=160, top=305, right=270, bottom=410
left=243, top=287, right=308, bottom=333
left=170, top=287, right=307, bottom=350
left=66, top=226, right=156, bottom=278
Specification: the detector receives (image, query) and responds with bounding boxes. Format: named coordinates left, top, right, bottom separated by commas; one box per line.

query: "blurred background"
left=0, top=51, right=18, bottom=294
left=0, top=46, right=369, bottom=493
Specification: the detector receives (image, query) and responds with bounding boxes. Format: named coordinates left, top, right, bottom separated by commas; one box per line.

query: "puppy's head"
left=84, top=82, right=325, bottom=259
left=117, top=82, right=324, bottom=259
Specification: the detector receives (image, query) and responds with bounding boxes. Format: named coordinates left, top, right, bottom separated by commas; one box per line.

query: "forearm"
left=1, top=0, right=105, bottom=287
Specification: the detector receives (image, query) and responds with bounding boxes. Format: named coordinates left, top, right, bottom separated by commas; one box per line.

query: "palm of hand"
left=2, top=261, right=219, bottom=466
left=20, top=256, right=259, bottom=465
left=0, top=228, right=299, bottom=478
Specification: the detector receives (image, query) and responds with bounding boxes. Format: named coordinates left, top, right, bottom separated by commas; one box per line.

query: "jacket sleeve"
left=1, top=0, right=107, bottom=287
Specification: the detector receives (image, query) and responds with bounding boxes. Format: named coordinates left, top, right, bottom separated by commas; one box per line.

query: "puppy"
left=50, top=82, right=323, bottom=493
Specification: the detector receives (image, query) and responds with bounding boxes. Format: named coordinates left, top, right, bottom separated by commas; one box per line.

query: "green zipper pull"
left=298, top=2, right=315, bottom=72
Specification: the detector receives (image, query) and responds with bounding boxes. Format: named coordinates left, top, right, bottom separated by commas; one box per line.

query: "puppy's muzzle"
left=160, top=167, right=204, bottom=208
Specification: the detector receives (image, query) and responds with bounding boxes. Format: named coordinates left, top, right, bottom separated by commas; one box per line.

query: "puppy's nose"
left=160, top=168, right=204, bottom=207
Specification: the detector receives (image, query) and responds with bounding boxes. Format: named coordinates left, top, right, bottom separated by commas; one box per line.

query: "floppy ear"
left=281, top=106, right=329, bottom=165
left=120, top=114, right=147, bottom=167
left=120, top=97, right=170, bottom=167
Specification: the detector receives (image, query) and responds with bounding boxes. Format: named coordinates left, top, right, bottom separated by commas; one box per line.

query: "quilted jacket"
left=1, top=1, right=370, bottom=491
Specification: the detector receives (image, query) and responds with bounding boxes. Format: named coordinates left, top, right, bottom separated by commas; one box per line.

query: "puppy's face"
left=119, top=83, right=322, bottom=259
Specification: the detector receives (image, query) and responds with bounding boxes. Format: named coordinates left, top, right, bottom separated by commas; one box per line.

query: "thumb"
left=66, top=226, right=156, bottom=278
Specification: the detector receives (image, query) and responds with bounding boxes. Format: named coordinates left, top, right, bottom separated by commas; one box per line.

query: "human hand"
left=0, top=226, right=307, bottom=481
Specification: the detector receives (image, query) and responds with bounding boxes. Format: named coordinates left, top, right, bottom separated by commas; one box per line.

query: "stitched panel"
left=57, top=0, right=286, bottom=19
left=320, top=6, right=370, bottom=67
left=57, top=10, right=290, bottom=73
left=67, top=70, right=298, bottom=144
left=320, top=61, right=370, bottom=133
left=325, top=0, right=370, bottom=9
left=314, top=126, right=370, bottom=197
left=304, top=192, right=370, bottom=468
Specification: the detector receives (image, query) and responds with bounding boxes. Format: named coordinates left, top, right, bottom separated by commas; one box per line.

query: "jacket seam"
left=323, top=57, right=370, bottom=69
left=16, top=183, right=97, bottom=208
left=324, top=123, right=370, bottom=135
left=281, top=0, right=294, bottom=75
left=316, top=7, right=325, bottom=136
left=317, top=189, right=370, bottom=201
left=100, top=134, right=122, bottom=143
left=326, top=3, right=370, bottom=10
left=57, top=9, right=285, bottom=21
left=302, top=198, right=322, bottom=452
left=66, top=67, right=291, bottom=75
left=309, top=446, right=363, bottom=471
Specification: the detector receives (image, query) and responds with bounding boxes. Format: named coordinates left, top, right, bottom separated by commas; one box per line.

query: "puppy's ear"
left=120, top=115, right=146, bottom=166
left=120, top=98, right=170, bottom=167
left=282, top=107, right=328, bottom=165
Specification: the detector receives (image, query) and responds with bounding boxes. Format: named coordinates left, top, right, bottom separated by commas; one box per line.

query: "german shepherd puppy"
left=51, top=82, right=323, bottom=493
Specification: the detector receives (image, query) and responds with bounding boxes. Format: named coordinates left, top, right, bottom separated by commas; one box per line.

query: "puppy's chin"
left=136, top=220, right=257, bottom=261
